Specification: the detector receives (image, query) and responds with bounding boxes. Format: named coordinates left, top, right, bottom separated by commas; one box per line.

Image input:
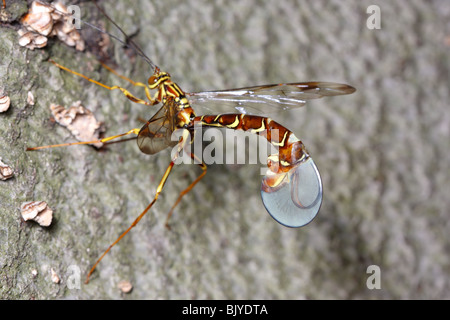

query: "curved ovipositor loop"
left=261, top=158, right=323, bottom=228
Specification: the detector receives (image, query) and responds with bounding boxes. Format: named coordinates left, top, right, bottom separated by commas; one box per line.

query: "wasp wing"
left=187, top=82, right=355, bottom=115
left=137, top=100, right=178, bottom=155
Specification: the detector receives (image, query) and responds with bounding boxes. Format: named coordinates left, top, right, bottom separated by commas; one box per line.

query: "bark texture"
left=0, top=0, right=448, bottom=299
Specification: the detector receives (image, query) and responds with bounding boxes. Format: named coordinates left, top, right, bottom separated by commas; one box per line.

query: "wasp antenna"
left=92, top=0, right=158, bottom=71
left=47, top=0, right=157, bottom=71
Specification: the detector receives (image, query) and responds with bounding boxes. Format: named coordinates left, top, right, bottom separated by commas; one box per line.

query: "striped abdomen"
left=193, top=114, right=309, bottom=174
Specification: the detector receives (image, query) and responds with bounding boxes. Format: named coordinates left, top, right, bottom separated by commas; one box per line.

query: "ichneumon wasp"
left=26, top=1, right=356, bottom=283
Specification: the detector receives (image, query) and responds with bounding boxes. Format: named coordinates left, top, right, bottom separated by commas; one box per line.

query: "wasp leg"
left=99, top=62, right=155, bottom=104
left=49, top=59, right=157, bottom=106
left=164, top=151, right=207, bottom=230
left=26, top=128, right=141, bottom=151
left=85, top=130, right=191, bottom=283
left=85, top=160, right=176, bottom=283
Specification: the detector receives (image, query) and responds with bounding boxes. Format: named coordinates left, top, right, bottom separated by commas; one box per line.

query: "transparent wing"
left=261, top=158, right=322, bottom=228
left=137, top=101, right=178, bottom=155
left=187, top=82, right=356, bottom=115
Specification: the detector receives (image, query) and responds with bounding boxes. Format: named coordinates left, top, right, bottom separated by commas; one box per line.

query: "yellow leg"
left=85, top=130, right=191, bottom=283
left=27, top=128, right=140, bottom=151
left=164, top=152, right=207, bottom=230
left=85, top=160, right=176, bottom=284
left=99, top=62, right=154, bottom=103
left=49, top=59, right=157, bottom=106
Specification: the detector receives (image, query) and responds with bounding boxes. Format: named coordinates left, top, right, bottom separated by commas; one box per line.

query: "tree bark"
left=0, top=0, right=448, bottom=299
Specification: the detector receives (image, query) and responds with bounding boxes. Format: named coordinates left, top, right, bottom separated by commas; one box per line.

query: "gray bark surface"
left=0, top=0, right=448, bottom=299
